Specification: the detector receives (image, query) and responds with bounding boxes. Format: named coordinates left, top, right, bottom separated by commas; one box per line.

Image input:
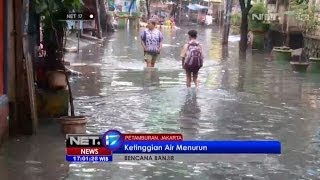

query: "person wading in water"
left=140, top=19, right=163, bottom=68
left=180, top=30, right=204, bottom=87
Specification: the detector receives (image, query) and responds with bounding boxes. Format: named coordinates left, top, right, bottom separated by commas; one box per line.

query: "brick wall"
left=0, top=0, right=7, bottom=144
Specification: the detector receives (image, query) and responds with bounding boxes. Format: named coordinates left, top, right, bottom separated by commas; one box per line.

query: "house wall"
left=304, top=35, right=320, bottom=58
left=0, top=0, right=9, bottom=144
left=268, top=0, right=319, bottom=55
left=303, top=0, right=320, bottom=58
left=0, top=0, right=3, bottom=95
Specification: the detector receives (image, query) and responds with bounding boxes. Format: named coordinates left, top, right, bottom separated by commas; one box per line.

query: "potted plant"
left=248, top=2, right=270, bottom=50
left=290, top=49, right=310, bottom=72
left=308, top=57, right=320, bottom=73
left=35, top=0, right=88, bottom=134
left=290, top=61, right=310, bottom=72
left=117, top=12, right=129, bottom=29
left=272, top=46, right=292, bottom=61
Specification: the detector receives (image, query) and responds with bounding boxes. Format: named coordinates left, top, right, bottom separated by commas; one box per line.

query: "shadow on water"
left=142, top=68, right=160, bottom=87
left=221, top=45, right=229, bottom=60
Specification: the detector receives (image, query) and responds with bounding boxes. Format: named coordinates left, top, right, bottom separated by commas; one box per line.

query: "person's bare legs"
left=193, top=73, right=198, bottom=87
left=145, top=59, right=152, bottom=67
left=151, top=59, right=156, bottom=67
left=186, top=71, right=192, bottom=87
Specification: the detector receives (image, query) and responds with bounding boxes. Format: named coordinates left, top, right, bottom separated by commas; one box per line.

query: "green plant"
left=231, top=12, right=241, bottom=26
left=132, top=12, right=142, bottom=18
left=287, top=0, right=320, bottom=34
left=35, top=0, right=84, bottom=56
left=249, top=21, right=270, bottom=31
left=35, top=0, right=84, bottom=117
left=249, top=2, right=268, bottom=23
left=248, top=2, right=270, bottom=31
left=117, top=12, right=129, bottom=17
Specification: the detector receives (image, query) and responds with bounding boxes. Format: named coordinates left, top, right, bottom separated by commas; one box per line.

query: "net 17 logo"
left=103, top=130, right=124, bottom=151
left=66, top=134, right=111, bottom=155
left=65, top=129, right=124, bottom=156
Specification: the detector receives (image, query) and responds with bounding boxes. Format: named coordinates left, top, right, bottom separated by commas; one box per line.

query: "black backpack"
left=184, top=42, right=203, bottom=69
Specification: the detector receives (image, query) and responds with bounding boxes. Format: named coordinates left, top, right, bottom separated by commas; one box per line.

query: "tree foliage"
left=287, top=0, right=320, bottom=34
left=249, top=2, right=268, bottom=23
left=35, top=0, right=84, bottom=116
left=231, top=12, right=241, bottom=26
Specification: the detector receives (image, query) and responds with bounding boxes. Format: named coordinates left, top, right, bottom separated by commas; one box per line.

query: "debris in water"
left=26, top=160, right=42, bottom=164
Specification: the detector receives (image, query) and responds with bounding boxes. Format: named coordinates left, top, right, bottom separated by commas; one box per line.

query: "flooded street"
left=1, top=26, right=320, bottom=179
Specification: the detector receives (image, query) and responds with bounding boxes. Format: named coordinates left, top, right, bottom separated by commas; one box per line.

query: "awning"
left=187, top=4, right=209, bottom=11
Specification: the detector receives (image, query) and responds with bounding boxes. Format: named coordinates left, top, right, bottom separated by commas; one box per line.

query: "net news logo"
left=103, top=130, right=123, bottom=151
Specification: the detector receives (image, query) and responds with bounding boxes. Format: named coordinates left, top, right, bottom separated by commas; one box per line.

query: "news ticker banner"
left=65, top=130, right=281, bottom=162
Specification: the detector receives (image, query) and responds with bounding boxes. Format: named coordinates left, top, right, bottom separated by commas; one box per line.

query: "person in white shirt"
left=140, top=19, right=164, bottom=67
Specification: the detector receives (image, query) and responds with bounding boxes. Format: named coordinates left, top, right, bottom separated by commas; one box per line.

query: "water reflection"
left=179, top=90, right=201, bottom=139
left=237, top=59, right=247, bottom=92
left=0, top=121, right=68, bottom=179
left=220, top=66, right=230, bottom=90
left=142, top=68, right=160, bottom=87
left=221, top=45, right=229, bottom=60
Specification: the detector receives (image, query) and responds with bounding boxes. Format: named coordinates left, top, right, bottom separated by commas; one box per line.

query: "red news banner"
left=67, top=147, right=112, bottom=155
left=124, top=134, right=183, bottom=141
left=66, top=133, right=183, bottom=156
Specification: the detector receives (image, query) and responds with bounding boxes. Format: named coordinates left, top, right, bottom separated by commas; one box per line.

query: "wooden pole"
left=11, top=0, right=34, bottom=135
left=65, top=70, right=75, bottom=117
left=23, top=0, right=38, bottom=134
left=6, top=0, right=16, bottom=115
